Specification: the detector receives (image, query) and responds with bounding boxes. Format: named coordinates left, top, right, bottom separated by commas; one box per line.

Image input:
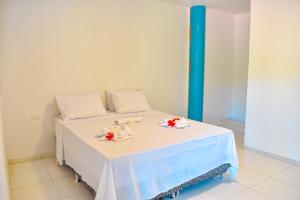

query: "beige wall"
left=0, top=1, right=11, bottom=198
left=0, top=89, right=10, bottom=200
left=245, top=0, right=300, bottom=162
left=0, top=0, right=189, bottom=160
left=203, top=9, right=235, bottom=125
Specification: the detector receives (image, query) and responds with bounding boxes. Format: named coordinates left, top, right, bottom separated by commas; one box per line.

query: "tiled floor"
left=10, top=158, right=94, bottom=200
left=9, top=132, right=300, bottom=200
left=179, top=133, right=300, bottom=200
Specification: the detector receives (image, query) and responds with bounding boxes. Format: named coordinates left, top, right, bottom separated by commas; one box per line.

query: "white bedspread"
left=56, top=111, right=238, bottom=200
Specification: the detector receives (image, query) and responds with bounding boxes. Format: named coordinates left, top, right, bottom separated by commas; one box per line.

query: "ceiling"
left=159, top=0, right=251, bottom=14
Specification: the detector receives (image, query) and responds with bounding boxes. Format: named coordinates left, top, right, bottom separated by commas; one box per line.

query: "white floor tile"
left=11, top=164, right=51, bottom=188
left=54, top=178, right=89, bottom=198
left=274, top=169, right=300, bottom=188
left=42, top=158, right=58, bottom=168
left=243, top=159, right=286, bottom=176
left=238, top=149, right=262, bottom=165
left=229, top=189, right=272, bottom=200
left=47, top=165, right=74, bottom=180
left=11, top=182, right=60, bottom=200
left=9, top=152, right=297, bottom=200
left=236, top=168, right=269, bottom=187
left=62, top=192, right=94, bottom=200
left=261, top=157, right=293, bottom=168
left=253, top=179, right=300, bottom=200
left=12, top=160, right=45, bottom=173
left=206, top=180, right=247, bottom=200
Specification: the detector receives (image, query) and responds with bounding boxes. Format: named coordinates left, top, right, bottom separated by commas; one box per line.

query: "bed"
left=55, top=110, right=238, bottom=200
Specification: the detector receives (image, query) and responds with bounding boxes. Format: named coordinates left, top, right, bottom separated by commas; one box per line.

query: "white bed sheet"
left=56, top=111, right=238, bottom=200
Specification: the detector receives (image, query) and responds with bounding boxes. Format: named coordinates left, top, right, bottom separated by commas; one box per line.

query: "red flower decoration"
left=167, top=117, right=180, bottom=127
left=167, top=119, right=176, bottom=127
left=105, top=132, right=114, bottom=141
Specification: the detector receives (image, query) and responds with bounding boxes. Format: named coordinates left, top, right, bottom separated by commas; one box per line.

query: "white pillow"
left=55, top=92, right=107, bottom=120
left=106, top=89, right=139, bottom=112
left=111, top=90, right=151, bottom=114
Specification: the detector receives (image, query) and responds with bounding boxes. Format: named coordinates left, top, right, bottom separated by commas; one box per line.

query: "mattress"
left=55, top=110, right=238, bottom=200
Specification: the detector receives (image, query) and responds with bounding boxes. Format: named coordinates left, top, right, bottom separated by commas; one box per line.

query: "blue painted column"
left=188, top=5, right=206, bottom=122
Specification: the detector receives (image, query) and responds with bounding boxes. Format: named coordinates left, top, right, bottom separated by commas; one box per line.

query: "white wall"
left=0, top=0, right=252, bottom=160
left=203, top=9, right=235, bottom=124
left=0, top=0, right=189, bottom=160
left=245, top=0, right=300, bottom=162
left=204, top=9, right=250, bottom=125
left=231, top=13, right=250, bottom=121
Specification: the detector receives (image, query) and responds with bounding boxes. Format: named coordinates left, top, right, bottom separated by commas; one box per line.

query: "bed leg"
left=171, top=191, right=179, bottom=199
left=220, top=173, right=224, bottom=179
left=75, top=174, right=80, bottom=183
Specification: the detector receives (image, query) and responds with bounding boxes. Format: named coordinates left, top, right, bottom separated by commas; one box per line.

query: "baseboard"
left=219, top=118, right=245, bottom=134
left=9, top=152, right=55, bottom=164
left=243, top=145, right=299, bottom=165
left=228, top=117, right=245, bottom=123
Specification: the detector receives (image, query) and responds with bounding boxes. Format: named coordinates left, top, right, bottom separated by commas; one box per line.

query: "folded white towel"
left=120, top=125, right=134, bottom=136
left=174, top=118, right=190, bottom=129
left=114, top=117, right=143, bottom=125
left=160, top=117, right=190, bottom=129
left=96, top=126, right=134, bottom=142
left=94, top=128, right=110, bottom=138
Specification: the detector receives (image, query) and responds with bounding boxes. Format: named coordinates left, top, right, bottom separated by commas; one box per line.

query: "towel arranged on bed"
left=114, top=116, right=143, bottom=125
left=95, top=126, right=134, bottom=142
left=160, top=117, right=190, bottom=129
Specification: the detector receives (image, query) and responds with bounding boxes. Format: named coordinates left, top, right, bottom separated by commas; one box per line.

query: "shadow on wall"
left=0, top=89, right=11, bottom=200
left=36, top=100, right=60, bottom=158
